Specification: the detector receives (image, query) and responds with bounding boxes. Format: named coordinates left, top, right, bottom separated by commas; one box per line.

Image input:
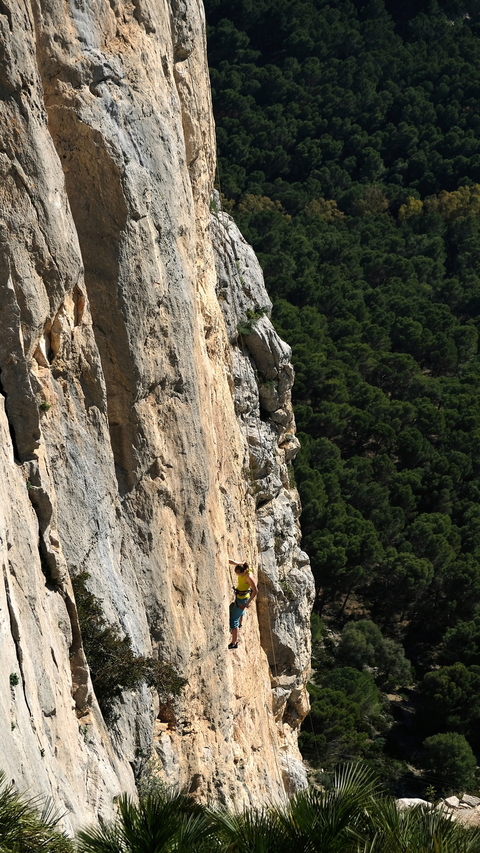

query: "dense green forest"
left=205, top=0, right=480, bottom=792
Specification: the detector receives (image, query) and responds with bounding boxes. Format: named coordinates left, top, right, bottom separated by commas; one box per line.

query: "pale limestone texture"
left=0, top=0, right=313, bottom=829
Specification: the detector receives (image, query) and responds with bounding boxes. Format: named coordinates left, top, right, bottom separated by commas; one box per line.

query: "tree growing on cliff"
left=72, top=572, right=186, bottom=726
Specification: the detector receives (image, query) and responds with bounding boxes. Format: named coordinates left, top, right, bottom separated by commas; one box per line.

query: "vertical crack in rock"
left=132, top=0, right=156, bottom=34
left=0, top=370, right=21, bottom=461
left=3, top=566, right=33, bottom=719
left=22, top=462, right=88, bottom=711
left=0, top=1, right=13, bottom=31
left=24, top=459, right=66, bottom=586
left=0, top=253, right=41, bottom=461
left=43, top=113, right=136, bottom=493
left=169, top=0, right=195, bottom=62
left=62, top=583, right=91, bottom=711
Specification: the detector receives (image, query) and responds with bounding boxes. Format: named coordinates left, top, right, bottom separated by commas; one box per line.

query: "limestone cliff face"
left=0, top=0, right=314, bottom=830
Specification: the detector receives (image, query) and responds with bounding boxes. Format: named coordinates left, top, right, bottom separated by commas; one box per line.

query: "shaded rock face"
left=0, top=0, right=313, bottom=830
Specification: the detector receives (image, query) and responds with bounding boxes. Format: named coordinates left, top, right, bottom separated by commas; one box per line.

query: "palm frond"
left=209, top=805, right=291, bottom=853
left=173, top=811, right=220, bottom=852
left=365, top=798, right=480, bottom=853
left=278, top=763, right=380, bottom=853
left=0, top=771, right=73, bottom=853
left=78, top=788, right=214, bottom=853
left=77, top=821, right=126, bottom=853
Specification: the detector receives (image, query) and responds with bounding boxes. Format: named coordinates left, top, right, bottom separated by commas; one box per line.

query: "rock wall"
left=0, top=0, right=314, bottom=831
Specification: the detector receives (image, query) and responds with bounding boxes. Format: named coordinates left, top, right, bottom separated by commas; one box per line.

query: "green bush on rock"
left=72, top=572, right=185, bottom=725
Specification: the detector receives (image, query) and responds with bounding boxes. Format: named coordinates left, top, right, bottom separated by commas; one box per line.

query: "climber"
left=228, top=558, right=257, bottom=649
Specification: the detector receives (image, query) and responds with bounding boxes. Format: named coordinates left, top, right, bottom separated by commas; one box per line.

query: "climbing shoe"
left=228, top=642, right=238, bottom=649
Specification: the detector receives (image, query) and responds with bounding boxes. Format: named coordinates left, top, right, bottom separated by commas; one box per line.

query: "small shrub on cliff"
left=72, top=572, right=186, bottom=726
left=237, top=306, right=268, bottom=337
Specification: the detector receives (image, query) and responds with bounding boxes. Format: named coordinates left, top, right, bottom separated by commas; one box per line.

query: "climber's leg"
left=229, top=600, right=244, bottom=649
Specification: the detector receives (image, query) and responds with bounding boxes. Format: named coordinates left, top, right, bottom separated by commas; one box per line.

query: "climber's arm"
left=228, top=557, right=245, bottom=567
left=245, top=576, right=258, bottom=607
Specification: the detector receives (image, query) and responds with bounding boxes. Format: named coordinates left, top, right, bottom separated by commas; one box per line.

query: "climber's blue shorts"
left=230, top=598, right=249, bottom=630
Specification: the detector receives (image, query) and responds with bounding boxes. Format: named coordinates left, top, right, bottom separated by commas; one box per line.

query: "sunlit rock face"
left=0, top=0, right=313, bottom=830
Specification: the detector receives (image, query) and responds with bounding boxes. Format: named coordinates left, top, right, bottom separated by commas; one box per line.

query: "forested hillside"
left=205, top=0, right=480, bottom=792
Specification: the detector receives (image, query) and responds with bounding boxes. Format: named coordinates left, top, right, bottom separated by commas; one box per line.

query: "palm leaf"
left=208, top=805, right=291, bottom=853
left=173, top=812, right=220, bottom=852
left=0, top=770, right=73, bottom=853
left=276, top=762, right=381, bottom=853
left=365, top=797, right=480, bottom=853
left=77, top=789, right=213, bottom=853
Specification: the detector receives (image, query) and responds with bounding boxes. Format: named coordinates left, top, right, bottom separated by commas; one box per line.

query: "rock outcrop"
left=396, top=795, right=480, bottom=827
left=0, top=0, right=314, bottom=831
